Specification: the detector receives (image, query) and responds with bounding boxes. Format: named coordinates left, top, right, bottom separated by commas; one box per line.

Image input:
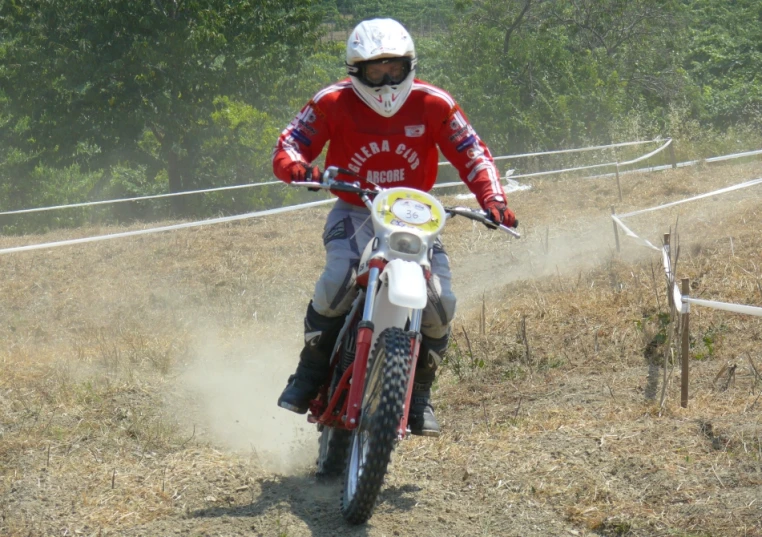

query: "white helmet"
left=346, top=18, right=417, bottom=118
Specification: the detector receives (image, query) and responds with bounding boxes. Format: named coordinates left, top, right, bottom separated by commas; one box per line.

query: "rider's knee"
left=312, top=262, right=359, bottom=317
left=420, top=280, right=456, bottom=340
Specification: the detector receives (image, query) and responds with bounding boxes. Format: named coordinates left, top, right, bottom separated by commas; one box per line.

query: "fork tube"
left=347, top=320, right=373, bottom=428
left=408, top=309, right=422, bottom=332
left=346, top=266, right=380, bottom=429
left=361, top=267, right=381, bottom=321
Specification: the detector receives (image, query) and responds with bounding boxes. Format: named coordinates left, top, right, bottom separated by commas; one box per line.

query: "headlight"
left=388, top=231, right=422, bottom=255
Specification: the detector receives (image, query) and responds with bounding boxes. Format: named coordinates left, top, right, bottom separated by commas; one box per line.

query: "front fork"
left=345, top=265, right=381, bottom=428
left=345, top=266, right=422, bottom=437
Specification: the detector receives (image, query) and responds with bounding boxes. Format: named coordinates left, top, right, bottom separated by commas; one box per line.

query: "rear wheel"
left=316, top=426, right=350, bottom=478
left=340, top=327, right=412, bottom=525
left=315, top=318, right=357, bottom=478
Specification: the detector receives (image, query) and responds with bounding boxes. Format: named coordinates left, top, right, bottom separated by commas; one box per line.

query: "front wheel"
left=341, top=327, right=412, bottom=525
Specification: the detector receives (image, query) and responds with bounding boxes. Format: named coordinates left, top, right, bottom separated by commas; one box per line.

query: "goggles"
left=354, top=58, right=413, bottom=88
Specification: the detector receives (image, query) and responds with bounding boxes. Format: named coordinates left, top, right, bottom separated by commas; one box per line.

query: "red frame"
left=307, top=259, right=421, bottom=438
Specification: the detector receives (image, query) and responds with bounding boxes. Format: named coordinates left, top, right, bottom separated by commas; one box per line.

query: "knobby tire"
left=315, top=319, right=357, bottom=478
left=316, top=426, right=350, bottom=478
left=341, top=327, right=411, bottom=525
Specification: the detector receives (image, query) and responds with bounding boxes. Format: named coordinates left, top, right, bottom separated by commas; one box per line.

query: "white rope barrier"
left=618, top=177, right=762, bottom=218
left=629, top=177, right=762, bottom=321
left=0, top=181, right=282, bottom=216
left=706, top=148, right=762, bottom=163
left=592, top=160, right=698, bottom=179
left=613, top=175, right=762, bottom=255
left=433, top=174, right=529, bottom=191
left=662, top=245, right=673, bottom=280
left=0, top=198, right=336, bottom=256
left=611, top=215, right=661, bottom=251
left=666, top=271, right=762, bottom=318
left=499, top=138, right=665, bottom=161
left=682, top=297, right=762, bottom=317
left=510, top=160, right=618, bottom=180
left=506, top=138, right=673, bottom=180
left=618, top=139, right=673, bottom=166
left=587, top=148, right=762, bottom=180
left=436, top=138, right=673, bottom=184
left=437, top=137, right=665, bottom=166
left=673, top=283, right=687, bottom=314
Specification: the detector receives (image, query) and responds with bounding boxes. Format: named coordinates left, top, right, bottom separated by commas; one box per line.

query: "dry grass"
left=1, top=159, right=762, bottom=536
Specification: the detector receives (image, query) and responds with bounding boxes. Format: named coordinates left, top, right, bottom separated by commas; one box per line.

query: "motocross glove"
left=484, top=199, right=518, bottom=228
left=285, top=161, right=321, bottom=184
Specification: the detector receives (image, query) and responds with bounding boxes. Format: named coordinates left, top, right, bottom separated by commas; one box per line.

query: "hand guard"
left=484, top=199, right=518, bottom=228
left=285, top=161, right=321, bottom=184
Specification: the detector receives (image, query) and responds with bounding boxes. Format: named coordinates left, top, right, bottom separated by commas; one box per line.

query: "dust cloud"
left=450, top=214, right=628, bottom=307
left=176, top=326, right=318, bottom=475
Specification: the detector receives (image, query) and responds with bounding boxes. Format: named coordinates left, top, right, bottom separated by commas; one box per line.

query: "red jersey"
left=272, top=78, right=507, bottom=208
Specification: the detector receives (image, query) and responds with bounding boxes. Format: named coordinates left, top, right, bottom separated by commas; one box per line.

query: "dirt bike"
left=292, top=166, right=519, bottom=524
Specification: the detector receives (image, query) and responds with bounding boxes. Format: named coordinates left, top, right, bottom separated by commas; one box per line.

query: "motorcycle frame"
left=307, top=259, right=423, bottom=439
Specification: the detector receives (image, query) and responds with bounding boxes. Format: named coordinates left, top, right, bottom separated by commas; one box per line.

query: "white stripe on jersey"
left=277, top=125, right=304, bottom=163
left=313, top=80, right=352, bottom=103
left=411, top=82, right=455, bottom=108
left=486, top=161, right=500, bottom=195
left=284, top=143, right=302, bottom=163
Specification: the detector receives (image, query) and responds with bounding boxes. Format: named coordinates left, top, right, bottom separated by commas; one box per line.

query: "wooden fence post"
left=681, top=278, right=690, bottom=408
left=615, top=163, right=623, bottom=202
left=611, top=206, right=620, bottom=253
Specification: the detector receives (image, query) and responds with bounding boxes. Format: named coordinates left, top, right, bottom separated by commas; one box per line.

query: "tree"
left=0, top=0, right=323, bottom=214
left=682, top=0, right=762, bottom=127
left=432, top=0, right=687, bottom=152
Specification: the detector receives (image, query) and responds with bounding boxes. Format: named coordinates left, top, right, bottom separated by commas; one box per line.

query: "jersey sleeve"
left=436, top=104, right=507, bottom=207
left=272, top=98, right=330, bottom=183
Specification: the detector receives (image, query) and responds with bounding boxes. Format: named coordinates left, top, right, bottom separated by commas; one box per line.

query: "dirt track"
left=2, top=161, right=762, bottom=536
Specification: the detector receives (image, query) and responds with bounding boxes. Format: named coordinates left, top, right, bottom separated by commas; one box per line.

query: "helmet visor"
left=357, top=58, right=412, bottom=88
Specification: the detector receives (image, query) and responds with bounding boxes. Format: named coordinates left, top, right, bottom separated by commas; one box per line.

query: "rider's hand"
left=307, top=168, right=324, bottom=192
left=285, top=161, right=321, bottom=183
left=485, top=199, right=518, bottom=228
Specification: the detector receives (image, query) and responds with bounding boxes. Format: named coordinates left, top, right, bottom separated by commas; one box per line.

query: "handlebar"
left=291, top=166, right=520, bottom=238
left=444, top=206, right=521, bottom=238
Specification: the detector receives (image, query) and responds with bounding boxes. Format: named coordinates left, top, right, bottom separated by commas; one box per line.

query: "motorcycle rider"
left=272, top=18, right=517, bottom=437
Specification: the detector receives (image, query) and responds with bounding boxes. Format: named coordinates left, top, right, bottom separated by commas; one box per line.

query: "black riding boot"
left=278, top=302, right=345, bottom=414
left=409, top=332, right=449, bottom=437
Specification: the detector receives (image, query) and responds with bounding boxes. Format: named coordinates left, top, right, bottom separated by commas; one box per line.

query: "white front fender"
left=382, top=259, right=427, bottom=309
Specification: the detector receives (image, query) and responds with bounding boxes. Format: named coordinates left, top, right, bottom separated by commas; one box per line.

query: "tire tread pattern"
left=341, top=327, right=411, bottom=524
left=316, top=428, right=350, bottom=478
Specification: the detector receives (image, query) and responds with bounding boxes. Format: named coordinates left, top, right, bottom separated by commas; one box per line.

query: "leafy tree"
left=0, top=0, right=323, bottom=214
left=683, top=0, right=762, bottom=127
left=430, top=0, right=687, bottom=154
left=326, top=0, right=454, bottom=35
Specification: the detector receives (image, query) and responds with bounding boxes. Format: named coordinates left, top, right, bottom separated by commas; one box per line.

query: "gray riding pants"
left=311, top=200, right=456, bottom=340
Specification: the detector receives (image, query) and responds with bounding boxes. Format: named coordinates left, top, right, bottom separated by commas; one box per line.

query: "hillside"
left=1, top=160, right=762, bottom=536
